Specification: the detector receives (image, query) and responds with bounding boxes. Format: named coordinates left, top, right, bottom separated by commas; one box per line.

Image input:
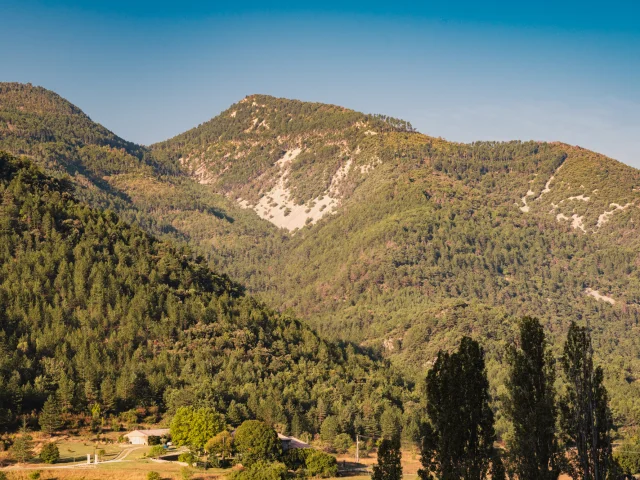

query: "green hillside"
left=2, top=83, right=640, bottom=430
left=0, top=151, right=411, bottom=437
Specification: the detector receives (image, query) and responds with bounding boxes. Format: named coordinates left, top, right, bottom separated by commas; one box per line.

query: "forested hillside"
left=2, top=83, right=640, bottom=430
left=0, top=152, right=412, bottom=438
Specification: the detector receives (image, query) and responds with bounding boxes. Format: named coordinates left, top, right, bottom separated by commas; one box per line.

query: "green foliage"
left=39, top=395, right=63, bottom=434
left=282, top=447, right=312, bottom=471
left=372, top=437, right=402, bottom=480
left=230, top=460, right=289, bottom=480
left=0, top=152, right=406, bottom=438
left=10, top=430, right=34, bottom=463
left=178, top=451, right=198, bottom=465
left=39, top=441, right=59, bottom=464
left=333, top=433, right=353, bottom=454
left=148, top=445, right=165, bottom=458
left=560, top=322, right=614, bottom=480
left=180, top=468, right=192, bottom=480
left=319, top=416, right=340, bottom=443
left=28, top=472, right=40, bottom=480
left=234, top=420, right=282, bottom=466
left=419, top=337, right=496, bottom=480
left=615, top=435, right=640, bottom=475
left=147, top=472, right=161, bottom=480
left=305, top=450, right=339, bottom=478
left=504, top=317, right=561, bottom=480
left=205, top=430, right=234, bottom=459
left=170, top=406, right=225, bottom=451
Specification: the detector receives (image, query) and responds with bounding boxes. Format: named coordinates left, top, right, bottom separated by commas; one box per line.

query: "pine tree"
left=419, top=337, right=496, bottom=480
left=505, top=317, right=561, bottom=480
left=10, top=424, right=34, bottom=463
left=559, top=322, right=613, bottom=480
left=372, top=436, right=403, bottom=480
left=39, top=394, right=63, bottom=434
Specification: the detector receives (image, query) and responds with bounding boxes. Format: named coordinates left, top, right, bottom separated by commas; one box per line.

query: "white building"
left=124, top=428, right=170, bottom=445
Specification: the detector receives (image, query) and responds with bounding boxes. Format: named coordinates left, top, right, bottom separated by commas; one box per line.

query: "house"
left=277, top=433, right=311, bottom=451
left=124, top=428, right=170, bottom=445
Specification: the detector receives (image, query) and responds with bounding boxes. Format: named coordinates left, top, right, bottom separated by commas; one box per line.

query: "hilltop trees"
left=504, top=317, right=561, bottom=480
left=560, top=322, right=614, bottom=480
left=419, top=337, right=497, bottom=480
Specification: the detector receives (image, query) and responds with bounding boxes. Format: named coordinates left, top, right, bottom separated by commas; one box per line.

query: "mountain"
left=2, top=83, right=640, bottom=430
left=0, top=151, right=411, bottom=436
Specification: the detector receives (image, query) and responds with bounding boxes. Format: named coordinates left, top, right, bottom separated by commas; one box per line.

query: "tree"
left=419, top=337, right=496, bottom=480
left=39, top=442, right=59, bottom=464
left=234, top=420, right=282, bottom=466
left=559, top=322, right=613, bottom=480
left=504, top=317, right=561, bottom=480
left=616, top=435, right=640, bottom=475
left=372, top=436, right=402, bottom=480
left=333, top=433, right=353, bottom=454
left=170, top=406, right=226, bottom=451
left=320, top=416, right=340, bottom=443
left=10, top=427, right=35, bottom=463
left=205, top=430, right=234, bottom=460
left=380, top=406, right=403, bottom=440
left=305, top=450, right=339, bottom=478
left=39, top=395, right=63, bottom=434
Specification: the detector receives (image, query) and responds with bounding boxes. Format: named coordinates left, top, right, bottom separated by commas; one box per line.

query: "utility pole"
left=355, top=434, right=359, bottom=464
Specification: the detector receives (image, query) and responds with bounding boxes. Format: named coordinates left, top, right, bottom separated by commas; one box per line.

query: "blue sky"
left=1, top=1, right=639, bottom=167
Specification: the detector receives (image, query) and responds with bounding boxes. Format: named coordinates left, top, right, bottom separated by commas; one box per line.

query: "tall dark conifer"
left=419, top=336, right=496, bottom=480
left=505, top=317, right=561, bottom=480
left=373, top=435, right=403, bottom=480
left=559, top=321, right=613, bottom=480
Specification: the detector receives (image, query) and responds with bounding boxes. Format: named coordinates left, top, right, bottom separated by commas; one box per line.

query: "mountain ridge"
left=2, top=82, right=640, bottom=430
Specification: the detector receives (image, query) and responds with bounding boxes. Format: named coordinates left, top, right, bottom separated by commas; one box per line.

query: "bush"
left=147, top=472, right=161, bottom=480
left=282, top=447, right=312, bottom=470
left=180, top=467, right=192, bottom=480
left=616, top=435, right=640, bottom=474
left=0, top=472, right=7, bottom=480
left=230, top=460, right=288, bottom=480
left=148, top=435, right=161, bottom=446
left=149, top=445, right=165, bottom=458
left=39, top=441, right=60, bottom=464
left=178, top=451, right=198, bottom=465
left=28, top=472, right=41, bottom=480
left=305, top=450, right=338, bottom=478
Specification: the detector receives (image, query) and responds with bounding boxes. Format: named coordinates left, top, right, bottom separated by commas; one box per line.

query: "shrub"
left=149, top=445, right=165, bottom=458
left=28, top=472, right=41, bottom=480
left=282, top=447, right=312, bottom=470
left=230, top=460, right=288, bottom=480
left=147, top=472, right=161, bottom=480
left=180, top=467, right=192, bottom=480
left=305, top=450, right=338, bottom=478
left=148, top=435, right=161, bottom=446
left=178, top=451, right=198, bottom=465
left=0, top=472, right=7, bottom=480
left=39, top=441, right=60, bottom=464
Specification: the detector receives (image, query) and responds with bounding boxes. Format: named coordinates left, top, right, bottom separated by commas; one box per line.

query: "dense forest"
left=0, top=152, right=413, bottom=440
left=2, top=83, right=640, bottom=434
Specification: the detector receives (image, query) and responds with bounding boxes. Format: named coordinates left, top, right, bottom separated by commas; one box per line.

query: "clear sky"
left=2, top=0, right=639, bottom=167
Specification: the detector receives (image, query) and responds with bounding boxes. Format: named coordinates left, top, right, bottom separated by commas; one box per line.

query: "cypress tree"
left=373, top=435, right=403, bottom=480
left=505, top=317, right=561, bottom=480
left=419, top=337, right=496, bottom=480
left=559, top=321, right=613, bottom=480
